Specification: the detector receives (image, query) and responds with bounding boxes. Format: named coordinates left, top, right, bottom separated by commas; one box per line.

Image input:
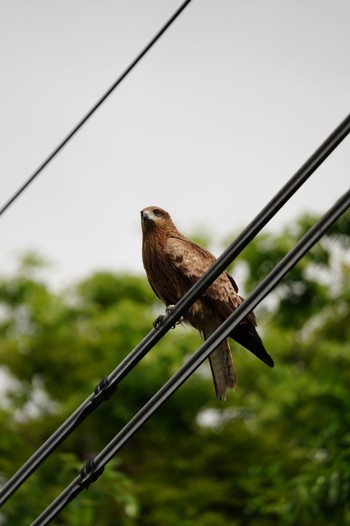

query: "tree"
left=0, top=211, right=349, bottom=525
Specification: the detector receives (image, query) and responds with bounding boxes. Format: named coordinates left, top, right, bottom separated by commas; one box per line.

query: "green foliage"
left=230, top=211, right=350, bottom=329
left=0, top=212, right=349, bottom=525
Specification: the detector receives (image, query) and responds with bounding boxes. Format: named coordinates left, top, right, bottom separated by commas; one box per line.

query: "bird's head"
left=140, top=206, right=173, bottom=233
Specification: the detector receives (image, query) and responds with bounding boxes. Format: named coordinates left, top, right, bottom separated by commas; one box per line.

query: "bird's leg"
left=165, top=304, right=176, bottom=316
left=153, top=305, right=183, bottom=330
left=153, top=314, right=165, bottom=329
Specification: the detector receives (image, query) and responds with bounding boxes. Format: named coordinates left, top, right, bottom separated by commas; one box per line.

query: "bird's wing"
left=166, top=236, right=240, bottom=316
left=167, top=236, right=274, bottom=368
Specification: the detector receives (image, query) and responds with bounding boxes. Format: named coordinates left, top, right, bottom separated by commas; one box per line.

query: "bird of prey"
left=141, top=206, right=274, bottom=401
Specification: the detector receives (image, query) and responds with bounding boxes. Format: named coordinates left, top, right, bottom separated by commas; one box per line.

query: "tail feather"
left=202, top=325, right=236, bottom=402
left=231, top=322, right=274, bottom=368
left=208, top=342, right=236, bottom=402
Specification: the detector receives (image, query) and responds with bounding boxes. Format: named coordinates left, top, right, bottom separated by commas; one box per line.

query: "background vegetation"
left=0, top=212, right=349, bottom=525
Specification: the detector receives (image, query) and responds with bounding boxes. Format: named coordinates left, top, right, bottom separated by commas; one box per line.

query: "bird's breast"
left=142, top=235, right=182, bottom=305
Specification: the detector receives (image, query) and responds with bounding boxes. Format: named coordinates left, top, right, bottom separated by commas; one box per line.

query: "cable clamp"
left=93, top=376, right=117, bottom=401
left=79, top=458, right=104, bottom=491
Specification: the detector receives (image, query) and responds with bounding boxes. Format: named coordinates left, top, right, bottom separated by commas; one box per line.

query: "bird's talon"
left=166, top=305, right=183, bottom=328
left=153, top=305, right=182, bottom=330
left=153, top=315, right=165, bottom=329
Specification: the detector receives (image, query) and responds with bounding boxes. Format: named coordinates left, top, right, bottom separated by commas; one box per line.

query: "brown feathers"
left=141, top=206, right=274, bottom=401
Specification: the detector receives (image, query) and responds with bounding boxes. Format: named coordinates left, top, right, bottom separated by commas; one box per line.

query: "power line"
left=0, top=113, right=349, bottom=507
left=0, top=0, right=193, bottom=218
left=31, top=187, right=350, bottom=526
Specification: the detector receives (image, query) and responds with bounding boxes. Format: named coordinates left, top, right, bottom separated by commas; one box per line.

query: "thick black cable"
left=0, top=113, right=349, bottom=507
left=0, top=0, right=193, bottom=218
left=31, top=188, right=350, bottom=526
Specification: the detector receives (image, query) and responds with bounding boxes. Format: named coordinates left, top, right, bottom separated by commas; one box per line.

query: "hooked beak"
left=141, top=210, right=150, bottom=222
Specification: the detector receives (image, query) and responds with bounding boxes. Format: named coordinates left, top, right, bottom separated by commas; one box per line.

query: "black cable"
left=0, top=0, right=193, bottom=218
left=31, top=187, right=350, bottom=526
left=0, top=113, right=349, bottom=507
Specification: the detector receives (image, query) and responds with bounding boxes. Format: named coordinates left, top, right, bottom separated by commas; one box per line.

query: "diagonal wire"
left=0, top=0, right=193, bottom=218
left=0, top=113, right=349, bottom=507
left=31, top=187, right=350, bottom=526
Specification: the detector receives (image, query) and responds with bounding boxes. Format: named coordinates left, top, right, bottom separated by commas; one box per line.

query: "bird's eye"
left=153, top=208, right=161, bottom=216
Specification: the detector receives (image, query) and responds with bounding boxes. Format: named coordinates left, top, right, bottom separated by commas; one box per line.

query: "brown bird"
left=141, top=206, right=274, bottom=401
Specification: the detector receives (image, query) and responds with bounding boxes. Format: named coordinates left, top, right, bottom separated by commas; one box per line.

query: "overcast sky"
left=1, top=0, right=349, bottom=287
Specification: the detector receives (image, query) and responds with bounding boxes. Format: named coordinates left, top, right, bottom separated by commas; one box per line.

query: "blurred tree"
left=0, top=211, right=349, bottom=525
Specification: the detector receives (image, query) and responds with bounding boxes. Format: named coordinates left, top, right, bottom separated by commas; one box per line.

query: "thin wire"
left=1, top=113, right=349, bottom=507
left=0, top=0, right=193, bottom=218
left=31, top=188, right=350, bottom=526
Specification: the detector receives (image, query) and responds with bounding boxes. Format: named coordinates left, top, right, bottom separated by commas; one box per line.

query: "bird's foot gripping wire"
left=153, top=305, right=183, bottom=330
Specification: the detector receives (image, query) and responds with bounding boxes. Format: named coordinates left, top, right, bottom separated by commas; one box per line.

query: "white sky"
left=0, top=0, right=349, bottom=287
